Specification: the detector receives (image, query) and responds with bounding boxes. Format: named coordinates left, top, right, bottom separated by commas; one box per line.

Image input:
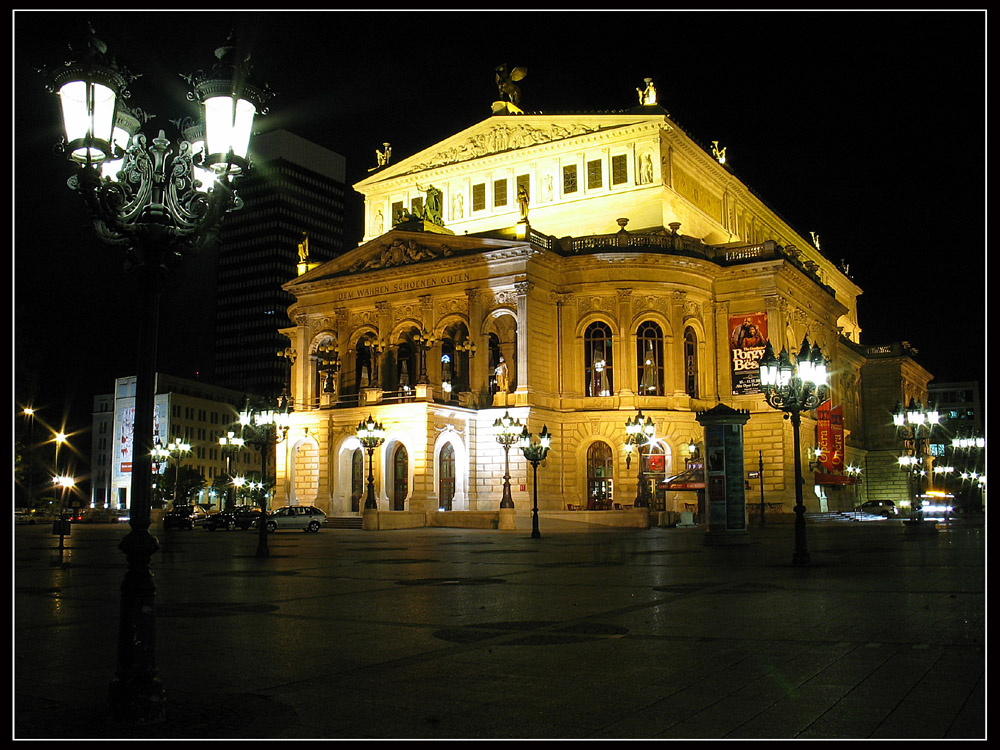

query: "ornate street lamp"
left=759, top=336, right=830, bottom=566
left=356, top=415, right=386, bottom=510
left=42, top=25, right=271, bottom=725
left=494, top=411, right=523, bottom=509
left=415, top=329, right=434, bottom=385
left=239, top=398, right=292, bottom=557
left=53, top=475, right=76, bottom=556
left=893, top=398, right=941, bottom=524
left=165, top=438, right=192, bottom=508
left=519, top=425, right=552, bottom=538
left=623, top=411, right=656, bottom=508
left=218, top=430, right=245, bottom=510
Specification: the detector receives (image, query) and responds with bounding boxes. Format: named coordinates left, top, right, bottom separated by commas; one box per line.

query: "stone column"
left=616, top=288, right=634, bottom=397
left=514, top=281, right=532, bottom=397
left=669, top=291, right=686, bottom=396
left=466, top=288, right=486, bottom=397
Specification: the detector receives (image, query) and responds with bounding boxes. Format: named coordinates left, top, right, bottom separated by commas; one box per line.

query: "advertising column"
left=697, top=403, right=751, bottom=545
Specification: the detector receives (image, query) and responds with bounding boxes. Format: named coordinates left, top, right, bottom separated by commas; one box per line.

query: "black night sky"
left=13, top=10, right=986, bottom=465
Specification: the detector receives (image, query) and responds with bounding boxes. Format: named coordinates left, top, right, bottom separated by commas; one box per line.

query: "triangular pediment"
left=354, top=110, right=670, bottom=189
left=283, top=230, right=522, bottom=291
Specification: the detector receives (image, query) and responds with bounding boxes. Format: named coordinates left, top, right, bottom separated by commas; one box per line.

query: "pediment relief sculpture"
left=407, top=122, right=605, bottom=173
left=349, top=238, right=455, bottom=273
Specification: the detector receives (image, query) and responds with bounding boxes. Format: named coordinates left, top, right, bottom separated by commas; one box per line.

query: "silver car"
left=263, top=505, right=326, bottom=533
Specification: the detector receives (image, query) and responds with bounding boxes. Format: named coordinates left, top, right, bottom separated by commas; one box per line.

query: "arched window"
left=636, top=321, right=664, bottom=395
left=439, top=443, right=455, bottom=510
left=355, top=336, right=374, bottom=391
left=488, top=333, right=502, bottom=394
left=392, top=444, right=408, bottom=511
left=585, top=322, right=614, bottom=397
left=586, top=441, right=614, bottom=509
left=684, top=327, right=699, bottom=398
left=396, top=341, right=414, bottom=398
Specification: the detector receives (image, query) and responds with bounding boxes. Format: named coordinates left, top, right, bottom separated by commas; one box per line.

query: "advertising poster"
left=830, top=405, right=845, bottom=472
left=728, top=312, right=768, bottom=395
left=117, top=405, right=135, bottom=475
left=816, top=400, right=832, bottom=470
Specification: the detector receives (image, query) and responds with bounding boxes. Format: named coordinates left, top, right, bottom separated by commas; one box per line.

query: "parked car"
left=204, top=510, right=239, bottom=531
left=163, top=505, right=209, bottom=529
left=233, top=505, right=263, bottom=530
left=855, top=499, right=898, bottom=517
left=261, top=505, right=326, bottom=533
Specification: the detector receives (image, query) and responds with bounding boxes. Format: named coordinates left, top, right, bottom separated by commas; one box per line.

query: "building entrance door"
left=351, top=449, right=363, bottom=512
left=439, top=443, right=455, bottom=510
left=392, top=444, right=408, bottom=510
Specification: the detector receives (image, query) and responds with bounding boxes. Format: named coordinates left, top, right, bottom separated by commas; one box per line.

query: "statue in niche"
left=517, top=185, right=529, bottom=221
left=636, top=78, right=658, bottom=105
left=638, top=152, right=654, bottom=184
left=494, top=356, right=510, bottom=394
left=453, top=192, right=464, bottom=219
left=495, top=64, right=527, bottom=108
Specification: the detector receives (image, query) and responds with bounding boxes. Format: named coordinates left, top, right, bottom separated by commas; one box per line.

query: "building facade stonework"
left=269, top=107, right=931, bottom=523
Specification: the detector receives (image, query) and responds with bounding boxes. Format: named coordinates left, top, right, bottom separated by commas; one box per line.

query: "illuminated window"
left=586, top=441, right=614, bottom=508
left=684, top=327, right=699, bottom=398
left=472, top=183, right=486, bottom=212
left=584, top=321, right=614, bottom=397
left=563, top=164, right=577, bottom=194
left=392, top=444, right=408, bottom=511
left=587, top=159, right=603, bottom=190
left=636, top=321, right=664, bottom=395
left=611, top=154, right=627, bottom=185
left=494, top=178, right=508, bottom=208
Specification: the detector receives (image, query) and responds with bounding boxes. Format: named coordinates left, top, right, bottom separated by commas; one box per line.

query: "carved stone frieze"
left=349, top=238, right=455, bottom=273
left=407, top=122, right=605, bottom=173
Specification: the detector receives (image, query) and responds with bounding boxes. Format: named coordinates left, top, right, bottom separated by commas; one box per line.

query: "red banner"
left=830, top=405, right=844, bottom=472
left=816, top=400, right=833, bottom=470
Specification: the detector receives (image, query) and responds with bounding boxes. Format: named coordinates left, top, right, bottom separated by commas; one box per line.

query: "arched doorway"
left=392, top=444, right=408, bottom=510
left=586, top=441, right=614, bottom=509
left=350, top=448, right=364, bottom=512
left=439, top=442, right=455, bottom=510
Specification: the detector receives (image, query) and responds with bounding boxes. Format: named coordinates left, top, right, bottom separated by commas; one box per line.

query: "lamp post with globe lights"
left=494, top=411, right=523, bottom=509
left=238, top=398, right=292, bottom=557
left=893, top=398, right=941, bottom=527
left=356, top=415, right=387, bottom=510
left=623, top=411, right=656, bottom=508
left=759, top=336, right=830, bottom=566
left=519, top=425, right=552, bottom=538
left=40, top=23, right=271, bottom=723
left=218, top=430, right=245, bottom=510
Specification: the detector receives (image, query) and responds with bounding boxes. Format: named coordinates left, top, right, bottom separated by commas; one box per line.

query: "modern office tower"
left=213, top=129, right=348, bottom=399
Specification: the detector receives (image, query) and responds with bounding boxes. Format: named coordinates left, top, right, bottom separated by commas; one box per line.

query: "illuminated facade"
left=270, top=103, right=928, bottom=523
left=91, top=374, right=257, bottom=510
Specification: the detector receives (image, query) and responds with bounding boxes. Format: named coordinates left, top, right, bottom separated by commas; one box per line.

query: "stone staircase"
left=326, top=515, right=363, bottom=529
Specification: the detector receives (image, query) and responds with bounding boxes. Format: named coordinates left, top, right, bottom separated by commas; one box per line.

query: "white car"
left=263, top=505, right=326, bottom=533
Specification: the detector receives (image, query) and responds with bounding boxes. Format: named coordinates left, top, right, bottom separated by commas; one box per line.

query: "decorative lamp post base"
left=498, top=507, right=517, bottom=530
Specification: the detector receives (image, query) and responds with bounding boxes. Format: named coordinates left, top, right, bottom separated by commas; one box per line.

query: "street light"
left=519, top=425, right=552, bottom=538
left=759, top=335, right=830, bottom=566
left=892, top=398, right=940, bottom=524
left=218, top=430, right=245, bottom=510
left=53, top=475, right=75, bottom=556
left=42, top=24, right=271, bottom=724
left=356, top=415, right=386, bottom=510
left=239, top=398, right=292, bottom=557
left=623, top=411, right=656, bottom=508
left=165, top=438, right=192, bottom=508
left=494, top=411, right=523, bottom=509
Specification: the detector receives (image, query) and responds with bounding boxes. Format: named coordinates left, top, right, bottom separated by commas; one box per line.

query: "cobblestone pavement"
left=14, top=515, right=985, bottom=739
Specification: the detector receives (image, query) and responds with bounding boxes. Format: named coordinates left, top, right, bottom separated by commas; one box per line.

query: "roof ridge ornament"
left=493, top=63, right=527, bottom=115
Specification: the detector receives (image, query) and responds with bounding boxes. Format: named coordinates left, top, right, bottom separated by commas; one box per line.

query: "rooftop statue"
left=368, top=142, right=391, bottom=172
left=495, top=64, right=527, bottom=110
left=297, top=232, right=309, bottom=262
left=637, top=78, right=657, bottom=106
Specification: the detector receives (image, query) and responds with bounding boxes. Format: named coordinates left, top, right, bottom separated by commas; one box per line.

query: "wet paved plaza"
left=14, top=515, right=985, bottom=739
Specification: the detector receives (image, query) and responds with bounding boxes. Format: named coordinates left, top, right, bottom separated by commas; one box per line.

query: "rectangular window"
left=563, top=164, right=577, bottom=194
left=472, top=183, right=486, bottom=212
left=587, top=159, right=603, bottom=190
left=494, top=178, right=508, bottom=208
left=611, top=154, right=627, bottom=185
left=391, top=201, right=404, bottom=224
left=411, top=197, right=423, bottom=216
